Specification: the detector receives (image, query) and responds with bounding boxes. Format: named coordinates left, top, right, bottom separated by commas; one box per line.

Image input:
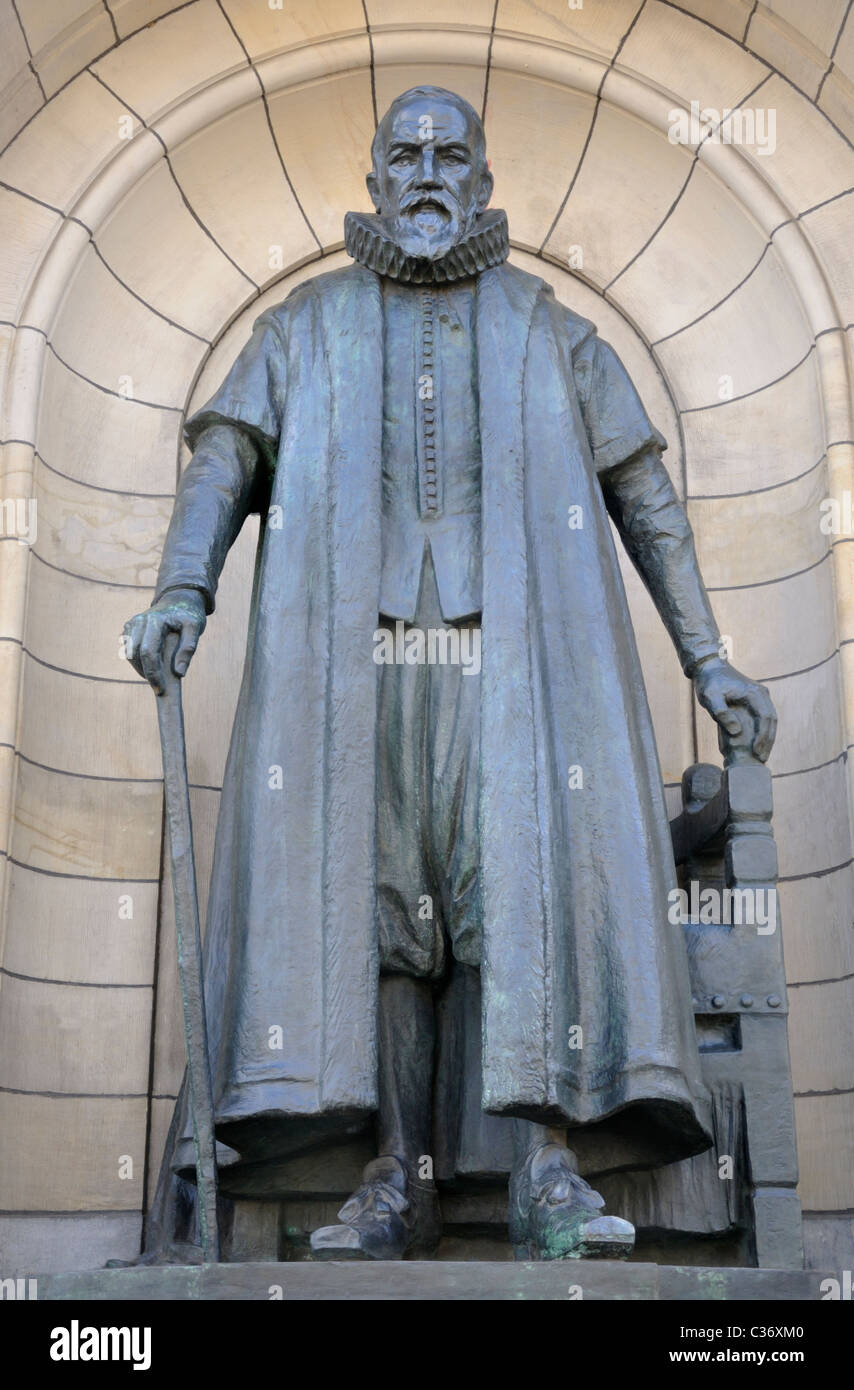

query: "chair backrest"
left=669, top=711, right=803, bottom=1268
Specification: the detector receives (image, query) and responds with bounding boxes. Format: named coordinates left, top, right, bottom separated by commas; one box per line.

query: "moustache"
left=399, top=191, right=457, bottom=215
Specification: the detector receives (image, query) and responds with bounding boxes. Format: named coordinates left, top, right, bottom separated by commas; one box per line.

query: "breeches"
left=376, top=556, right=481, bottom=979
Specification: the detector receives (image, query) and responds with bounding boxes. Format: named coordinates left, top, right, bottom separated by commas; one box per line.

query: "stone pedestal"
left=31, top=1261, right=834, bottom=1302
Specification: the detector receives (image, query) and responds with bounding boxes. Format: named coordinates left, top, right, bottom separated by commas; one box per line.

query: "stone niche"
left=0, top=0, right=852, bottom=1280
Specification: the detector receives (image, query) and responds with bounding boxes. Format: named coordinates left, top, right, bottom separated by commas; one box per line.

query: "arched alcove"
left=1, top=0, right=852, bottom=1273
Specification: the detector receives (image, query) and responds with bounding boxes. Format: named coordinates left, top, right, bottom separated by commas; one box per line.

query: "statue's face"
left=367, top=96, right=493, bottom=261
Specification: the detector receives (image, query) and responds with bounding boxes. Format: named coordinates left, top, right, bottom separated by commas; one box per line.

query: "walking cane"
left=155, top=630, right=221, bottom=1261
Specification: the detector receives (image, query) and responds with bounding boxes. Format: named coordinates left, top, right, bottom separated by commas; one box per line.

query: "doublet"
left=379, top=275, right=483, bottom=622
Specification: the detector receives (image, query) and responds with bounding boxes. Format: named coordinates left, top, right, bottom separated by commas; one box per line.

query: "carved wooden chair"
left=596, top=716, right=803, bottom=1268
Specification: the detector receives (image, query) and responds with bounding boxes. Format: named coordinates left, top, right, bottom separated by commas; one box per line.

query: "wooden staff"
left=155, top=630, right=220, bottom=1261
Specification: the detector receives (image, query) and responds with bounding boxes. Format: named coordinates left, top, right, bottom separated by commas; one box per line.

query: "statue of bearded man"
left=125, top=86, right=776, bottom=1262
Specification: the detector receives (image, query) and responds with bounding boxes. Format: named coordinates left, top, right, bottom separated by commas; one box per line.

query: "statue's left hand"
left=692, top=657, right=777, bottom=762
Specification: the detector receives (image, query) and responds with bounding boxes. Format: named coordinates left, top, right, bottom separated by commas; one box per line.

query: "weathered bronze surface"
left=124, top=87, right=777, bottom=1263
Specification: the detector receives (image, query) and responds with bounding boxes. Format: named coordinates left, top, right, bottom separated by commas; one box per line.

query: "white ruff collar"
left=344, top=208, right=509, bottom=284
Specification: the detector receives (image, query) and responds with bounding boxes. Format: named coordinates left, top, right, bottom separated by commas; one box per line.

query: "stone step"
left=30, top=1260, right=838, bottom=1302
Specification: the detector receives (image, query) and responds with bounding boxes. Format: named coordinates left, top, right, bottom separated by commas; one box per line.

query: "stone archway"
left=0, top=0, right=852, bottom=1272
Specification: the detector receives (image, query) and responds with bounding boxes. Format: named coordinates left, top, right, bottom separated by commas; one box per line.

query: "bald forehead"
left=376, top=99, right=481, bottom=158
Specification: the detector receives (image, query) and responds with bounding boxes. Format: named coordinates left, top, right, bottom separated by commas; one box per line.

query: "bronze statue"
left=124, top=87, right=776, bottom=1262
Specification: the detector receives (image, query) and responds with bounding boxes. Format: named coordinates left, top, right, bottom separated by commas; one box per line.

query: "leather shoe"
left=310, top=1155, right=440, bottom=1260
left=509, top=1142, right=635, bottom=1260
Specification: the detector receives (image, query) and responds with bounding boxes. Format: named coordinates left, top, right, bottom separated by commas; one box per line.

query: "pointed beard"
left=386, top=204, right=478, bottom=262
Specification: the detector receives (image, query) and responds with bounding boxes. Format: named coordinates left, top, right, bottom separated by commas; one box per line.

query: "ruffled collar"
left=344, top=208, right=509, bottom=284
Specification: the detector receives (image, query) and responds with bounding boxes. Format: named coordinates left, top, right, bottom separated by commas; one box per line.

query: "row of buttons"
left=420, top=288, right=438, bottom=514
left=693, top=994, right=782, bottom=1009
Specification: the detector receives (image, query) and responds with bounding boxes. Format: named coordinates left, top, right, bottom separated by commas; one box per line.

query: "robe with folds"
left=153, top=258, right=720, bottom=1207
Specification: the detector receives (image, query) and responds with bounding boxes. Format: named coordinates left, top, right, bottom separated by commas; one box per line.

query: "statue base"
left=34, top=1260, right=831, bottom=1301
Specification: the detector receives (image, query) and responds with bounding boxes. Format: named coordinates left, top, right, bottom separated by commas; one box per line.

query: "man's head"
left=366, top=87, right=494, bottom=262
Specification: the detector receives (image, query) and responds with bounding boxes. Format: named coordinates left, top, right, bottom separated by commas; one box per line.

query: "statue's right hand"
left=122, top=588, right=207, bottom=695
